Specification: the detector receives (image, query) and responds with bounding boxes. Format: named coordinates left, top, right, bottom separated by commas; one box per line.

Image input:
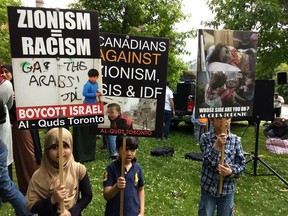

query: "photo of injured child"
left=197, top=29, right=258, bottom=73
left=197, top=71, right=255, bottom=109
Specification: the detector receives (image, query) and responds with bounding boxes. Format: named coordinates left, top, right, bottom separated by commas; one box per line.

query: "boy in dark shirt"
left=103, top=136, right=144, bottom=216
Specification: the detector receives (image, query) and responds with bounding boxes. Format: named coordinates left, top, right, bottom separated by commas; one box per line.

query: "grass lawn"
left=1, top=121, right=288, bottom=215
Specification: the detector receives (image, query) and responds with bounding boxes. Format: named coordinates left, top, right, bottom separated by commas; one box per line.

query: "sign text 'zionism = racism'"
left=17, top=9, right=92, bottom=56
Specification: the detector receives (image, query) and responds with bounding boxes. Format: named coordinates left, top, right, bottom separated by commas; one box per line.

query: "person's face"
left=117, top=147, right=137, bottom=165
left=212, top=118, right=231, bottom=130
left=1, top=67, right=13, bottom=81
left=236, top=72, right=243, bottom=79
left=273, top=119, right=282, bottom=127
left=89, top=76, right=98, bottom=83
left=219, top=46, right=232, bottom=63
left=107, top=107, right=120, bottom=120
left=215, top=83, right=227, bottom=92
left=274, top=94, right=279, bottom=99
left=47, top=142, right=71, bottom=165
left=227, top=79, right=238, bottom=88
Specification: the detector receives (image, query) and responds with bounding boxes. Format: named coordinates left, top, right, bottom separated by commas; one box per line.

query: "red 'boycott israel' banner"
left=7, top=6, right=103, bottom=129
left=97, top=33, right=169, bottom=138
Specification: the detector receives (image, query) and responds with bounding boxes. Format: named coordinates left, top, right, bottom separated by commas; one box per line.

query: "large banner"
left=97, top=33, right=169, bottom=138
left=7, top=6, right=103, bottom=129
left=195, top=29, right=258, bottom=118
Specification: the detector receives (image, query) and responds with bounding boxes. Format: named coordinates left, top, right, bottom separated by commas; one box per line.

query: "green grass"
left=1, top=121, right=288, bottom=215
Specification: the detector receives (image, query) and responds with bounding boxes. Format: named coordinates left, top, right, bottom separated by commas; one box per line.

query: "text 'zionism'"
left=17, top=9, right=91, bottom=56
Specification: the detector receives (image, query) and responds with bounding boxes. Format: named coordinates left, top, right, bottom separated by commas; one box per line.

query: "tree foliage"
left=0, top=0, right=21, bottom=63
left=205, top=0, right=288, bottom=79
left=70, top=0, right=193, bottom=88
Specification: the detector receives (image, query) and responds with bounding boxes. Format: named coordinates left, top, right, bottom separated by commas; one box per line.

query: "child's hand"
left=214, top=133, right=227, bottom=150
left=117, top=177, right=126, bottom=189
left=59, top=209, right=71, bottom=216
left=96, top=92, right=102, bottom=102
left=218, top=163, right=232, bottom=177
left=51, top=185, right=67, bottom=204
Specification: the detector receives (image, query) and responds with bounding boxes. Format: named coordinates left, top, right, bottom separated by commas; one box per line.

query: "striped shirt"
left=200, top=129, right=245, bottom=197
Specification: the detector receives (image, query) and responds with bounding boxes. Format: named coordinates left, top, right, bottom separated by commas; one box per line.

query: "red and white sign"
left=8, top=6, right=102, bottom=129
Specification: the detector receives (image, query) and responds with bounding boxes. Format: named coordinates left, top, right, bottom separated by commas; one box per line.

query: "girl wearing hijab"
left=26, top=128, right=92, bottom=216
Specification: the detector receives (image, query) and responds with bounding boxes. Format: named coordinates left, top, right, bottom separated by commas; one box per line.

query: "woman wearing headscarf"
left=0, top=73, right=14, bottom=179
left=1, top=63, right=42, bottom=194
left=26, top=127, right=92, bottom=216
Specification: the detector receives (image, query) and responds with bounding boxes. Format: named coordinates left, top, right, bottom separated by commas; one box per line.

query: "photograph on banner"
left=197, top=29, right=258, bottom=72
left=98, top=32, right=169, bottom=138
left=195, top=29, right=258, bottom=118
left=98, top=96, right=156, bottom=130
left=195, top=71, right=255, bottom=118
left=7, top=6, right=103, bottom=129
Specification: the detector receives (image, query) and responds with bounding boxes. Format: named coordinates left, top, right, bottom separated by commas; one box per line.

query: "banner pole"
left=218, top=118, right=226, bottom=193
left=120, top=134, right=127, bottom=216
left=58, top=127, right=64, bottom=213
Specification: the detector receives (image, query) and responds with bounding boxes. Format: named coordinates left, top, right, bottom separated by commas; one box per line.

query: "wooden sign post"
left=58, top=127, right=65, bottom=213
left=120, top=134, right=127, bottom=216
left=218, top=118, right=226, bottom=193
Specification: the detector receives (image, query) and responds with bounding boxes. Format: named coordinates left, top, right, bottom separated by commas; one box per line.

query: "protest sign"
left=195, top=29, right=258, bottom=118
left=195, top=29, right=258, bottom=193
left=97, top=32, right=169, bottom=138
left=7, top=6, right=103, bottom=129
